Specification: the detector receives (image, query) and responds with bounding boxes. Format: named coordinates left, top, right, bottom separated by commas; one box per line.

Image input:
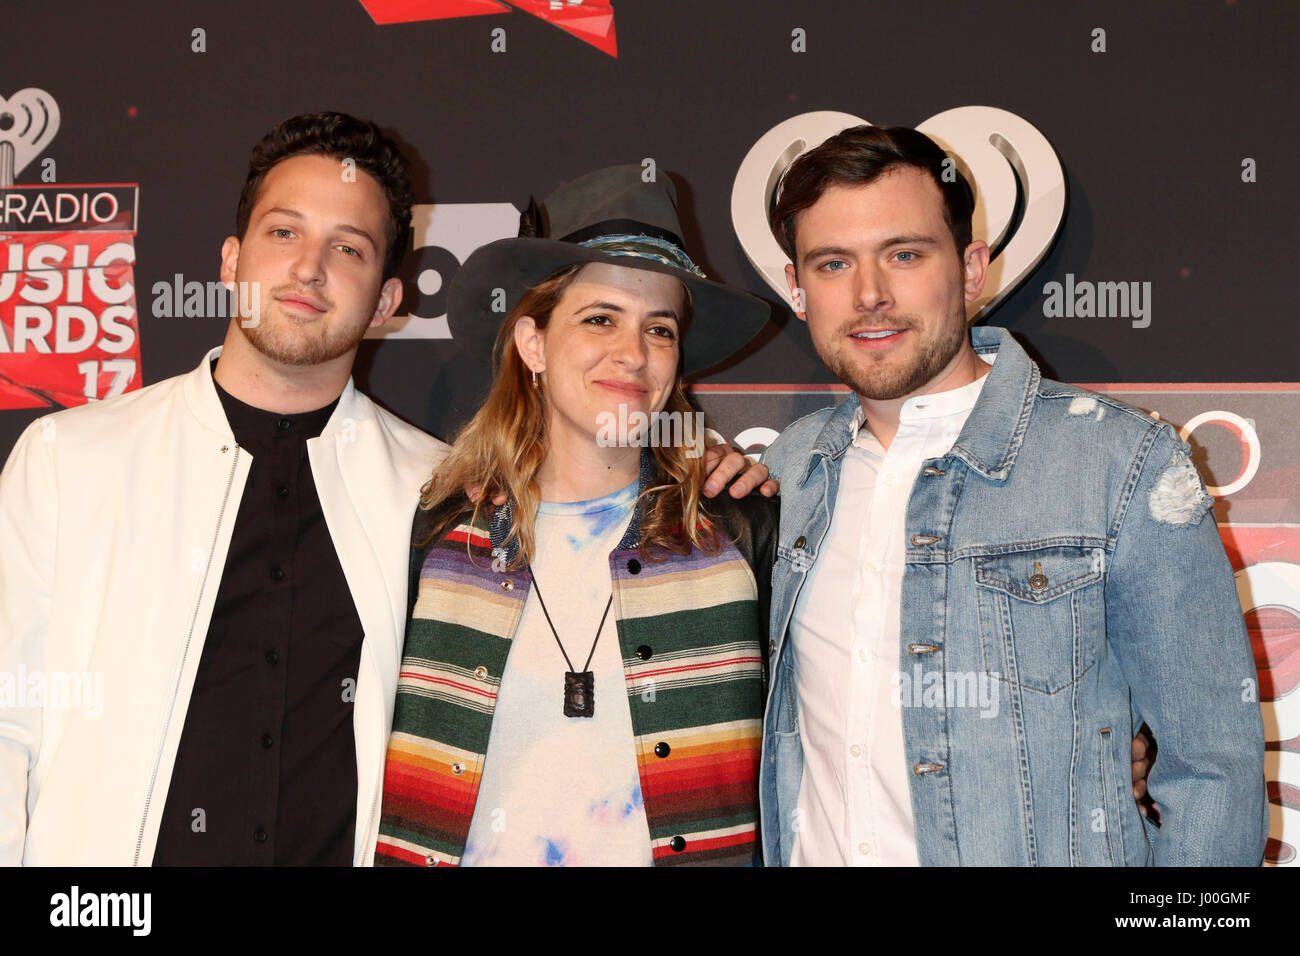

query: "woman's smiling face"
left=516, top=262, right=686, bottom=450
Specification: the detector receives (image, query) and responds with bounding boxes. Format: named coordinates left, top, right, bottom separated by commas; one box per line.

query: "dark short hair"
left=235, top=112, right=414, bottom=281
left=771, top=125, right=975, bottom=265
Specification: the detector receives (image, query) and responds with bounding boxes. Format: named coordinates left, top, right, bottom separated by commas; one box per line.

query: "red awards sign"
left=0, top=184, right=142, bottom=410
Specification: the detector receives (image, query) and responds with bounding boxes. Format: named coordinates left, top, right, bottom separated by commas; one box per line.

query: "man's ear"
left=219, top=236, right=240, bottom=288
left=784, top=263, right=807, bottom=323
left=513, top=316, right=545, bottom=372
left=369, top=276, right=404, bottom=329
left=962, top=239, right=990, bottom=302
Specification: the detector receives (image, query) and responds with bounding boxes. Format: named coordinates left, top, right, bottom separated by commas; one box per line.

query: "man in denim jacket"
left=758, top=125, right=1267, bottom=866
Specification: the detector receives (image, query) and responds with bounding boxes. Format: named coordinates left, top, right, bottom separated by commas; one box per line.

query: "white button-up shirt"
left=789, top=362, right=992, bottom=866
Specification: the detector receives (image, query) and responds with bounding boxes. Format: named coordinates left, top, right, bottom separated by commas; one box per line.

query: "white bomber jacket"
left=0, top=348, right=448, bottom=865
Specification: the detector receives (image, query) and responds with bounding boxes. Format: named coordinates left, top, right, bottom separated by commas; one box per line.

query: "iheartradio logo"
left=0, top=88, right=59, bottom=188
left=731, top=107, right=1067, bottom=322
left=0, top=87, right=142, bottom=410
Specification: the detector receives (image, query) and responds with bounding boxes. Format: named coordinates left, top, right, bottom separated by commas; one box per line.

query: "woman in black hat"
left=374, top=166, right=778, bottom=866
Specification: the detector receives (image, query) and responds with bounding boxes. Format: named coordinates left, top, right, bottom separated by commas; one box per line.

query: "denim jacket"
left=759, top=327, right=1267, bottom=866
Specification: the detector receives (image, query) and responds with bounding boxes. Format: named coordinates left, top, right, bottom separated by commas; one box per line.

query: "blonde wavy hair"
left=418, top=261, right=721, bottom=567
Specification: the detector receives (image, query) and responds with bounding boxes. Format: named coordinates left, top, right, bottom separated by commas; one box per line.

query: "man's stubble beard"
left=241, top=296, right=372, bottom=368
left=818, top=304, right=969, bottom=402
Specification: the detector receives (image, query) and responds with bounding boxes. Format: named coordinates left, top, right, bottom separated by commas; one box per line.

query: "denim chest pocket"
left=974, top=545, right=1106, bottom=694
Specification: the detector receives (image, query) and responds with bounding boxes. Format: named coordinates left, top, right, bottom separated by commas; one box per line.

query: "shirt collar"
left=183, top=345, right=365, bottom=441
left=213, top=371, right=339, bottom=450
left=848, top=354, right=995, bottom=443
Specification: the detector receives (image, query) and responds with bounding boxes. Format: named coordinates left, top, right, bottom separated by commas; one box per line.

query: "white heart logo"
left=0, top=88, right=61, bottom=187
left=730, top=106, right=1066, bottom=322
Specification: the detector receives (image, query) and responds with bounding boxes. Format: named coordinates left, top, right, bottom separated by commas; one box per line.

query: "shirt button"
left=277, top=418, right=293, bottom=431
left=261, top=733, right=274, bottom=749
left=881, top=473, right=896, bottom=486
left=850, top=744, right=862, bottom=758
left=636, top=645, right=653, bottom=660
left=270, top=567, right=285, bottom=581
left=627, top=559, right=641, bottom=574
left=473, top=665, right=489, bottom=680
left=863, top=560, right=880, bottom=574
left=669, top=836, right=686, bottom=852
left=265, top=650, right=279, bottom=665
left=276, top=485, right=290, bottom=499
left=857, top=649, right=867, bottom=663
left=654, top=742, right=671, bottom=758
left=254, top=828, right=268, bottom=844
left=858, top=842, right=872, bottom=856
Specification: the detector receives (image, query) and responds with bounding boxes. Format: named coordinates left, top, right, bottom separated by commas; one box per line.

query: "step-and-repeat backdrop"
left=3, top=0, right=1296, bottom=865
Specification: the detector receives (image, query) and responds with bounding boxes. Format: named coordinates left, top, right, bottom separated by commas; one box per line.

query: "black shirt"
left=153, top=376, right=365, bottom=865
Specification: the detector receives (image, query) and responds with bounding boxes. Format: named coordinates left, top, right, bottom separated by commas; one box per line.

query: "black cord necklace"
left=528, top=569, right=613, bottom=718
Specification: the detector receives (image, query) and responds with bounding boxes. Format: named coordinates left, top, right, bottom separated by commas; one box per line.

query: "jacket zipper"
left=132, top=445, right=241, bottom=865
left=361, top=644, right=383, bottom=865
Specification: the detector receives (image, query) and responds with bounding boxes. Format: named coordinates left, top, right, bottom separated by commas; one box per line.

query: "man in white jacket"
left=0, top=112, right=772, bottom=867
left=0, top=112, right=449, bottom=865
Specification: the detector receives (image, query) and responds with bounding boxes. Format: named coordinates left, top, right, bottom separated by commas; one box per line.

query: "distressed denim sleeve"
left=1105, top=424, right=1267, bottom=866
left=0, top=419, right=57, bottom=866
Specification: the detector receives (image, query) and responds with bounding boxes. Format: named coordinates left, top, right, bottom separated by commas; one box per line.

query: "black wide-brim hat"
left=446, top=165, right=771, bottom=377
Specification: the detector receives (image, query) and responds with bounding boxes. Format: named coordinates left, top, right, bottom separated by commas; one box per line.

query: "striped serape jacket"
left=375, top=462, right=777, bottom=867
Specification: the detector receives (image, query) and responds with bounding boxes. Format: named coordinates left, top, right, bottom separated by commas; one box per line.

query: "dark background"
left=2, top=0, right=1296, bottom=454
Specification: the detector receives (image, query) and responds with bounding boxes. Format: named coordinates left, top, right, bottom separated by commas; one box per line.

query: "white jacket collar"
left=181, top=345, right=369, bottom=440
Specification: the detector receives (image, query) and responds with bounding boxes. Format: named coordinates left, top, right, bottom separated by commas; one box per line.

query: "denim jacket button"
left=794, top=536, right=807, bottom=549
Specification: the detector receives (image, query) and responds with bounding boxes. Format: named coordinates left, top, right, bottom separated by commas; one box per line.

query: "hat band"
left=560, top=218, right=685, bottom=248
left=576, top=233, right=707, bottom=279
